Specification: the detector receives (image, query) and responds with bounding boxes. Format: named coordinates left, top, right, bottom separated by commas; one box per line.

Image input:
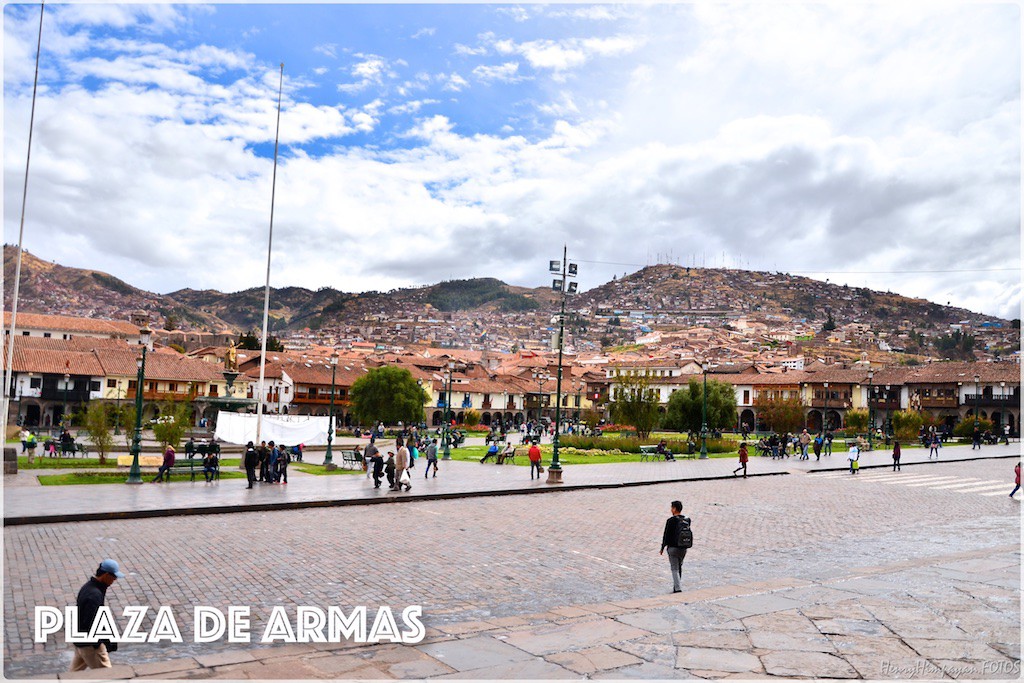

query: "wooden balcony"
left=126, top=390, right=198, bottom=401
left=808, top=399, right=853, bottom=409
left=919, top=397, right=958, bottom=408
left=868, top=399, right=901, bottom=410
left=965, top=394, right=1019, bottom=407
left=292, top=395, right=349, bottom=405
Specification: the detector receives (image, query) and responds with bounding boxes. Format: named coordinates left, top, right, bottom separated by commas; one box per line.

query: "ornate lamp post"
left=61, top=373, right=70, bottom=428
left=866, top=369, right=874, bottom=451
left=822, top=381, right=830, bottom=437
left=441, top=361, right=455, bottom=460
left=532, top=371, right=550, bottom=423
left=126, top=327, right=152, bottom=485
left=547, top=246, right=578, bottom=483
left=113, top=384, right=123, bottom=436
left=884, top=383, right=891, bottom=444
left=324, top=352, right=339, bottom=470
left=700, top=361, right=709, bottom=460
left=973, top=373, right=981, bottom=429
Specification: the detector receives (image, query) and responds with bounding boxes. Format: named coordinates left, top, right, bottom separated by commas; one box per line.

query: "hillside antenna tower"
left=3, top=3, right=45, bottom=433
left=255, top=63, right=284, bottom=445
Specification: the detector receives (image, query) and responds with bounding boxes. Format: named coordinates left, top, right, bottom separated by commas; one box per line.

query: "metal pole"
left=2, top=2, right=45, bottom=434
left=974, top=376, right=980, bottom=429
left=126, top=347, right=146, bottom=484
left=324, top=362, right=336, bottom=468
left=114, top=386, right=121, bottom=435
left=551, top=246, right=567, bottom=475
left=62, top=374, right=69, bottom=428
left=442, top=370, right=452, bottom=460
left=699, top=365, right=708, bottom=459
left=867, top=372, right=873, bottom=451
left=255, top=63, right=284, bottom=445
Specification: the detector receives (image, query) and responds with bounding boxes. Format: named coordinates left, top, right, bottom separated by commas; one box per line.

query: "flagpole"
left=3, top=3, right=45, bottom=435
left=255, top=63, right=284, bottom=446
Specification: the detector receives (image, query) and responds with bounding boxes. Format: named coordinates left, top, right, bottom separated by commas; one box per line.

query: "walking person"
left=244, top=441, right=258, bottom=488
left=824, top=431, right=833, bottom=456
left=848, top=443, right=860, bottom=474
left=278, top=445, right=289, bottom=484
left=813, top=433, right=823, bottom=461
left=1010, top=461, right=1021, bottom=498
left=151, top=445, right=175, bottom=483
left=929, top=433, right=940, bottom=458
left=393, top=439, right=411, bottom=492
left=892, top=440, right=901, bottom=472
left=70, top=559, right=125, bottom=671
left=19, top=427, right=29, bottom=453
left=529, top=440, right=542, bottom=479
left=799, top=429, right=811, bottom=460
left=257, top=441, right=270, bottom=482
left=972, top=426, right=982, bottom=450
left=363, top=442, right=378, bottom=479
left=733, top=442, right=749, bottom=478
left=1003, top=424, right=1011, bottom=445
left=371, top=448, right=385, bottom=488
left=267, top=441, right=279, bottom=483
left=424, top=438, right=439, bottom=478
left=384, top=451, right=396, bottom=490
left=659, top=500, right=691, bottom=594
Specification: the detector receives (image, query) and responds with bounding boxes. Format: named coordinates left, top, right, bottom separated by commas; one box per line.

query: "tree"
left=663, top=378, right=738, bottom=433
left=822, top=312, right=836, bottom=332
left=464, top=409, right=481, bottom=427
left=890, top=410, right=924, bottom=442
left=350, top=367, right=429, bottom=426
left=237, top=330, right=284, bottom=352
left=168, top=343, right=186, bottom=354
left=152, top=400, right=192, bottom=449
left=753, top=393, right=806, bottom=433
left=80, top=402, right=115, bottom=465
left=844, top=408, right=870, bottom=433
left=609, top=373, right=661, bottom=439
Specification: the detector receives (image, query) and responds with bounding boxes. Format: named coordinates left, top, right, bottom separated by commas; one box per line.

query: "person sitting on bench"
left=656, top=439, right=675, bottom=461
left=480, top=442, right=499, bottom=463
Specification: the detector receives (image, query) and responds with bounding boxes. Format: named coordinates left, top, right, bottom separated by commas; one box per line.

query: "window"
left=43, top=332, right=51, bottom=338
left=21, top=331, right=29, bottom=336
left=30, top=377, right=41, bottom=389
left=743, top=390, right=750, bottom=404
left=107, top=379, right=117, bottom=388
left=128, top=380, right=137, bottom=390
left=146, top=382, right=156, bottom=392
left=210, top=385, right=218, bottom=396
left=89, top=381, right=100, bottom=392
left=168, top=383, right=177, bottom=392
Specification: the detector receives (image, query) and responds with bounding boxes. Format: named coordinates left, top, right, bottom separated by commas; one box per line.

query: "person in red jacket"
left=528, top=442, right=542, bottom=480
left=152, top=445, right=175, bottom=483
left=733, top=442, right=749, bottom=478
left=1010, top=461, right=1020, bottom=498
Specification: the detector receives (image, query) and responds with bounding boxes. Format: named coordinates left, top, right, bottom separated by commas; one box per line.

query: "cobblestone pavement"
left=4, top=458, right=1019, bottom=679
left=4, top=443, right=1017, bottom=521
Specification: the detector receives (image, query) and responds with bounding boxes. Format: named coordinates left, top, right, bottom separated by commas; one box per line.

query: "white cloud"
left=495, top=6, right=530, bottom=23
left=454, top=43, right=488, bottom=56
left=442, top=73, right=469, bottom=92
left=411, top=27, right=436, bottom=39
left=472, top=62, right=524, bottom=84
left=388, top=99, right=440, bottom=116
left=313, top=43, right=339, bottom=59
left=338, top=54, right=397, bottom=93
left=313, top=67, right=329, bottom=76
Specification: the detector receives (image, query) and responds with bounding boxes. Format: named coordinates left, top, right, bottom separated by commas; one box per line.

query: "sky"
left=3, top=2, right=1021, bottom=319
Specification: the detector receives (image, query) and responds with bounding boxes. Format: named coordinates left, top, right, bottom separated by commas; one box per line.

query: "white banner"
left=214, top=412, right=331, bottom=446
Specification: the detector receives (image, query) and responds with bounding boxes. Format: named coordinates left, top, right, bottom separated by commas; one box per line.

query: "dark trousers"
left=152, top=465, right=170, bottom=482
left=204, top=467, right=217, bottom=482
left=893, top=457, right=901, bottom=471
left=259, top=460, right=268, bottom=480
left=245, top=466, right=256, bottom=488
left=373, top=470, right=383, bottom=488
left=530, top=461, right=542, bottom=479
left=667, top=547, right=686, bottom=592
left=279, top=464, right=287, bottom=483
left=425, top=460, right=438, bottom=477
left=733, top=462, right=747, bottom=477
left=386, top=470, right=395, bottom=489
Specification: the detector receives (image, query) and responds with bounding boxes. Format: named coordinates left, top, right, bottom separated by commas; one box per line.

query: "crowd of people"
left=242, top=440, right=300, bottom=488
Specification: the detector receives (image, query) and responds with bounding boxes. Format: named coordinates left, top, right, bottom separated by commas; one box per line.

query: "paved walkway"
left=3, top=444, right=1018, bottom=525
left=51, top=544, right=1020, bottom=680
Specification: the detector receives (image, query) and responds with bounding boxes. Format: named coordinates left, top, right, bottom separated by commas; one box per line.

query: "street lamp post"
left=62, top=373, right=70, bottom=428
left=324, top=352, right=339, bottom=470
left=547, top=246, right=578, bottom=483
left=126, top=327, right=152, bottom=485
left=866, top=369, right=874, bottom=452
left=114, top=384, right=123, bottom=436
left=441, top=361, right=455, bottom=460
left=532, top=371, right=550, bottom=424
left=700, top=362, right=709, bottom=459
left=822, top=381, right=830, bottom=437
left=973, top=373, right=981, bottom=429
left=884, top=384, right=891, bottom=444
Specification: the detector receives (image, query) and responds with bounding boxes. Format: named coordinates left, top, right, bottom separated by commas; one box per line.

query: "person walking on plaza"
left=659, top=500, right=690, bottom=594
left=972, top=426, right=982, bottom=450
left=152, top=445, right=175, bottom=483
left=892, top=440, right=901, bottom=472
left=1010, top=461, right=1021, bottom=498
left=244, top=441, right=258, bottom=488
left=384, top=451, right=396, bottom=489
left=424, top=438, right=439, bottom=478
left=257, top=441, right=270, bottom=482
left=371, top=448, right=385, bottom=488
left=528, top=440, right=544, bottom=479
left=813, top=433, right=823, bottom=460
left=799, top=429, right=811, bottom=459
left=19, top=427, right=29, bottom=453
left=70, top=559, right=125, bottom=671
left=824, top=430, right=833, bottom=456
left=277, top=445, right=289, bottom=484
left=848, top=443, right=860, bottom=474
left=267, top=441, right=279, bottom=483
left=393, top=439, right=411, bottom=492
left=733, top=442, right=749, bottom=478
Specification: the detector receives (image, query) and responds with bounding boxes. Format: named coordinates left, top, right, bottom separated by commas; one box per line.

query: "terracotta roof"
left=903, top=361, right=1020, bottom=385
left=282, top=360, right=371, bottom=387
left=7, top=347, right=105, bottom=376
left=4, top=311, right=140, bottom=336
left=95, top=349, right=226, bottom=382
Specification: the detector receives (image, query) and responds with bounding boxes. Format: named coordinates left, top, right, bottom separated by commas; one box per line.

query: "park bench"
left=639, top=445, right=662, bottom=462
left=499, top=447, right=518, bottom=465
left=185, top=441, right=221, bottom=458
left=166, top=457, right=220, bottom=482
left=340, top=449, right=363, bottom=470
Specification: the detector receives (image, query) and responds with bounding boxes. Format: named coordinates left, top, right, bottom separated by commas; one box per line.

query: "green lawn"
left=16, top=456, right=242, bottom=470
left=38, top=471, right=246, bottom=486
left=444, top=444, right=737, bottom=465
left=291, top=463, right=364, bottom=476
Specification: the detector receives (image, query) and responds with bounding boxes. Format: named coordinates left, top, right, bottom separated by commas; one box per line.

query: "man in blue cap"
left=70, top=559, right=125, bottom=671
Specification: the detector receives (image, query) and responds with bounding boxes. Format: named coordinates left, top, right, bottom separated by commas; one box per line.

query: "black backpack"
left=677, top=516, right=693, bottom=549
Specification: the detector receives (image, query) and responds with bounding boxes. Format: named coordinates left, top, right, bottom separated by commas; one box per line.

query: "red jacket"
left=738, top=446, right=748, bottom=463
left=162, top=447, right=176, bottom=467
left=528, top=444, right=541, bottom=462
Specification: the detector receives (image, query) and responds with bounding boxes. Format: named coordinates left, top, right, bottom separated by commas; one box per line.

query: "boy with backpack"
left=659, top=500, right=692, bottom=594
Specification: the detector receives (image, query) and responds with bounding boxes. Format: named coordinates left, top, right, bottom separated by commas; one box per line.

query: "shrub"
left=953, top=418, right=994, bottom=439
left=889, top=410, right=924, bottom=442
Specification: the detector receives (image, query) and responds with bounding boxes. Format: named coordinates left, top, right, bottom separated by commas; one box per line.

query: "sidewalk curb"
left=2, top=471, right=789, bottom=527
left=805, top=452, right=1019, bottom=474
